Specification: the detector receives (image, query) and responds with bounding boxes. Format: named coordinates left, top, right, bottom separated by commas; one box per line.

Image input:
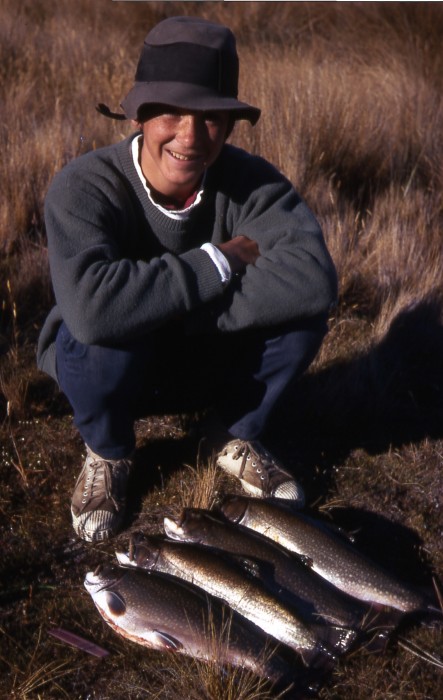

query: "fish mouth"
left=115, top=552, right=134, bottom=568
left=84, top=570, right=111, bottom=595
left=84, top=565, right=124, bottom=594
left=163, top=515, right=183, bottom=540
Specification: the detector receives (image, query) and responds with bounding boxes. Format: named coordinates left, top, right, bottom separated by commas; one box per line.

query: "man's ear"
left=225, top=116, right=236, bottom=140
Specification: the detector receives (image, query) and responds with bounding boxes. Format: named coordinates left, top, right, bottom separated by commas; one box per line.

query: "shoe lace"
left=233, top=441, right=281, bottom=487
left=80, top=459, right=128, bottom=514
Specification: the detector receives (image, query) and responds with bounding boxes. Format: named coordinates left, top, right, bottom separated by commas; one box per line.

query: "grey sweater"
left=37, top=133, right=337, bottom=381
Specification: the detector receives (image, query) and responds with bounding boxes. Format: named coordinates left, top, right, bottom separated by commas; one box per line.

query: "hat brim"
left=121, top=82, right=261, bottom=125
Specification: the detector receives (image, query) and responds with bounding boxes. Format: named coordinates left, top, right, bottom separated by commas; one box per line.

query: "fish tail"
left=356, top=606, right=405, bottom=654
left=300, top=643, right=338, bottom=673
left=312, top=623, right=358, bottom=655
left=327, top=625, right=358, bottom=655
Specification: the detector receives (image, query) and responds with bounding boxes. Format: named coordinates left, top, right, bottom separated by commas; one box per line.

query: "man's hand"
left=217, top=236, right=260, bottom=274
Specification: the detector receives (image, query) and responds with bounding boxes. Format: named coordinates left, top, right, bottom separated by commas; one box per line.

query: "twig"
left=48, top=627, right=110, bottom=658
left=397, top=635, right=443, bottom=669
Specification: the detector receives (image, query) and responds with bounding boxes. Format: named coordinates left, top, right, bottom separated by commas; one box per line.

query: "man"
left=37, top=16, right=337, bottom=543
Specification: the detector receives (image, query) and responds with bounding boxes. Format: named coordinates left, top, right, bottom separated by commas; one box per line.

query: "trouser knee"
left=218, top=314, right=328, bottom=439
left=55, top=322, right=149, bottom=457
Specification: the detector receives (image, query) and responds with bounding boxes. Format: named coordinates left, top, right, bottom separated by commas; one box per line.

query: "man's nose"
left=177, top=114, right=204, bottom=144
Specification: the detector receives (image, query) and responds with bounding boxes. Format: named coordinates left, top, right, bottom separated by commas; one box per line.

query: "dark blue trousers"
left=55, top=317, right=327, bottom=459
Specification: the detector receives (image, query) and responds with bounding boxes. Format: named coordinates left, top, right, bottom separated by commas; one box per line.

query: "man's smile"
left=167, top=149, right=201, bottom=162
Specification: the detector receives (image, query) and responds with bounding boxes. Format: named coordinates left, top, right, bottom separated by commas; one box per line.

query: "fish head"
left=163, top=508, right=236, bottom=546
left=84, top=565, right=125, bottom=594
left=84, top=566, right=128, bottom=619
left=116, top=536, right=162, bottom=571
left=163, top=508, right=211, bottom=543
left=84, top=567, right=187, bottom=653
left=220, top=495, right=249, bottom=523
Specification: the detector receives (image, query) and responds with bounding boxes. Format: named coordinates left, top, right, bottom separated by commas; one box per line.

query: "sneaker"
left=216, top=439, right=305, bottom=504
left=71, top=446, right=133, bottom=542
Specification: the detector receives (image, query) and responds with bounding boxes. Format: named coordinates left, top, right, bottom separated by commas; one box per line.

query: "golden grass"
left=145, top=609, right=289, bottom=700
left=1, top=1, right=443, bottom=698
left=0, top=624, right=77, bottom=699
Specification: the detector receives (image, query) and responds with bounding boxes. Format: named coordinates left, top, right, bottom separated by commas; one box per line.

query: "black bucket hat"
left=97, top=16, right=261, bottom=125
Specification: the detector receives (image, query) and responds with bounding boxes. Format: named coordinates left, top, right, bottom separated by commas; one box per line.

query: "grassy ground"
left=1, top=1, right=443, bottom=698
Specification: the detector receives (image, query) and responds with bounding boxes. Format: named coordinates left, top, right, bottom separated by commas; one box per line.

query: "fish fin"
left=359, top=605, right=402, bottom=636
left=354, top=604, right=405, bottom=654
left=313, top=623, right=358, bottom=655
left=333, top=626, right=358, bottom=654
left=152, top=629, right=184, bottom=652
left=300, top=644, right=337, bottom=673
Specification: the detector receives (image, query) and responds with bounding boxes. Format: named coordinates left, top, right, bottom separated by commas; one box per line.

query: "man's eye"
left=204, top=112, right=224, bottom=124
left=155, top=107, right=182, bottom=121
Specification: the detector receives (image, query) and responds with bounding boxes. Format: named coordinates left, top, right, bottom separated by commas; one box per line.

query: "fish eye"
left=105, top=591, right=126, bottom=616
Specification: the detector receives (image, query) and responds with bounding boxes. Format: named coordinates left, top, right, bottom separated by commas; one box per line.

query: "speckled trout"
left=116, top=536, right=356, bottom=663
left=163, top=508, right=372, bottom=631
left=84, top=565, right=299, bottom=689
left=220, top=496, right=433, bottom=613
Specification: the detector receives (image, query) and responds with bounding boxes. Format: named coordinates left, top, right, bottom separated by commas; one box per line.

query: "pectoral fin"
left=152, top=629, right=184, bottom=651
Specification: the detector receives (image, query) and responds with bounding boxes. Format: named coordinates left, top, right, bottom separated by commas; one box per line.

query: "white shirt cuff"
left=200, top=242, right=232, bottom=286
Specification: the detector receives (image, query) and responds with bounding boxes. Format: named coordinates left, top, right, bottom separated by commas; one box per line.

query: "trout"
left=221, top=496, right=433, bottom=613
left=84, top=565, right=299, bottom=690
left=116, top=536, right=355, bottom=662
left=163, top=508, right=372, bottom=631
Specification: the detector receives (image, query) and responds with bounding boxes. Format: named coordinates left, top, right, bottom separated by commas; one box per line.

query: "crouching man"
left=37, top=16, right=337, bottom=542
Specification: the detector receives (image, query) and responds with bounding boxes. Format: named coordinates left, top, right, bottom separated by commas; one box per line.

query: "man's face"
left=139, top=108, right=230, bottom=204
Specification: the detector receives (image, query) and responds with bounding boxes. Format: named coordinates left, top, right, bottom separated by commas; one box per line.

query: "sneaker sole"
left=71, top=508, right=123, bottom=543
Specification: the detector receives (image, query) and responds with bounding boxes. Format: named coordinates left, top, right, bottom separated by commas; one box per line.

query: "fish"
left=162, top=508, right=374, bottom=632
left=84, top=565, right=302, bottom=692
left=116, top=536, right=356, bottom=663
left=220, top=496, right=433, bottom=613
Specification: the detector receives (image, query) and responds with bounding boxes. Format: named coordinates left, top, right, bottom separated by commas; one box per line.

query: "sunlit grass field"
left=1, top=1, right=443, bottom=698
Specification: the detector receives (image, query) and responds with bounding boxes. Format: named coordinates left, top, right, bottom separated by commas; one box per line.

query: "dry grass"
left=144, top=610, right=290, bottom=700
left=1, top=1, right=443, bottom=698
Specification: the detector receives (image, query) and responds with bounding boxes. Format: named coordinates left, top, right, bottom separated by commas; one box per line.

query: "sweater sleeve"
left=44, top=164, right=224, bottom=345
left=207, top=151, right=338, bottom=332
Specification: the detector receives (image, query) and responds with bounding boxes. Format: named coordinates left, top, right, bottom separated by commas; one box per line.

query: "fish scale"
left=162, top=507, right=374, bottom=631
left=220, top=496, right=432, bottom=613
left=84, top=565, right=301, bottom=690
left=116, top=536, right=356, bottom=663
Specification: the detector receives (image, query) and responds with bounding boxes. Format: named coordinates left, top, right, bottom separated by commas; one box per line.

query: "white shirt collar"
left=131, top=134, right=205, bottom=221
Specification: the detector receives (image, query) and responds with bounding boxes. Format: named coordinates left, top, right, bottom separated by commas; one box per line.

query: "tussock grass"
left=1, top=1, right=443, bottom=698
left=145, top=610, right=289, bottom=700
left=175, top=458, right=227, bottom=512
left=0, top=624, right=77, bottom=699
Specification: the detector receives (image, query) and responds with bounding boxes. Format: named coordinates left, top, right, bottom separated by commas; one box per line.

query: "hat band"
left=135, top=43, right=238, bottom=97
